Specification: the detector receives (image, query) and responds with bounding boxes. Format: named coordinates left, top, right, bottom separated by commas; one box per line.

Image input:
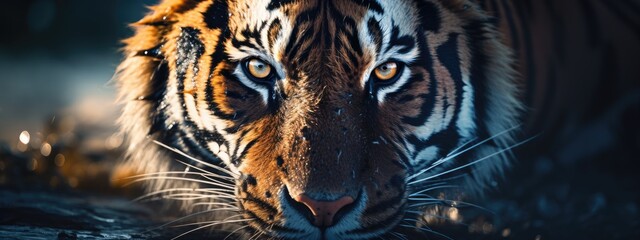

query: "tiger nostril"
left=292, top=194, right=354, bottom=227
left=284, top=193, right=316, bottom=224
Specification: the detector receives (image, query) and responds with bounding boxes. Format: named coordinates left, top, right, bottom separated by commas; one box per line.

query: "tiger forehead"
left=225, top=0, right=421, bottom=57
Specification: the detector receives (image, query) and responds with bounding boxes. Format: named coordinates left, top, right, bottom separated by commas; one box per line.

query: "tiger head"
left=116, top=0, right=520, bottom=239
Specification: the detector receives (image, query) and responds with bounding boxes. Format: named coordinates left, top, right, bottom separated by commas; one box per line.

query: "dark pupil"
left=256, top=63, right=264, bottom=69
left=380, top=65, right=388, bottom=71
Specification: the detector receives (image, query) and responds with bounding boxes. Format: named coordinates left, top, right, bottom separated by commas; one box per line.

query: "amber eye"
left=374, top=61, right=399, bottom=81
left=246, top=58, right=272, bottom=79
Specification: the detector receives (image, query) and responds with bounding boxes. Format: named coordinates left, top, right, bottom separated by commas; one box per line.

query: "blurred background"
left=0, top=0, right=158, bottom=190
left=0, top=0, right=638, bottom=240
left=0, top=1, right=169, bottom=239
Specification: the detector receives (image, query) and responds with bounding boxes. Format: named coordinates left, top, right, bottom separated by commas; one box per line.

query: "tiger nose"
left=293, top=194, right=354, bottom=227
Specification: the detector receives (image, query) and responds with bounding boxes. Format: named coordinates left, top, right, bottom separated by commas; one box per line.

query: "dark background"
left=0, top=1, right=639, bottom=240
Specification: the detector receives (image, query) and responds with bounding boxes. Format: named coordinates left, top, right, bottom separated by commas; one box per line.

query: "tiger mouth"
left=243, top=187, right=373, bottom=239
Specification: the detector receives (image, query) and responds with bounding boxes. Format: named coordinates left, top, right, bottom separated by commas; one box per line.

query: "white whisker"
left=191, top=201, right=238, bottom=209
left=152, top=140, right=238, bottom=178
left=224, top=225, right=251, bottom=240
left=407, top=125, right=522, bottom=181
left=389, top=231, right=408, bottom=240
left=125, top=176, right=235, bottom=190
left=398, top=224, right=454, bottom=240
left=409, top=134, right=537, bottom=186
left=152, top=210, right=242, bottom=232
left=409, top=185, right=459, bottom=198
left=133, top=188, right=235, bottom=202
left=175, top=159, right=236, bottom=181
left=170, top=214, right=244, bottom=228
left=408, top=199, right=495, bottom=215
left=122, top=171, right=233, bottom=181
left=160, top=193, right=236, bottom=200
left=171, top=218, right=254, bottom=240
left=446, top=137, right=478, bottom=158
left=406, top=201, right=441, bottom=208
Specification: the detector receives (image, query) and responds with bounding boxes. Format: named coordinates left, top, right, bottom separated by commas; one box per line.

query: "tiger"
left=114, top=0, right=640, bottom=239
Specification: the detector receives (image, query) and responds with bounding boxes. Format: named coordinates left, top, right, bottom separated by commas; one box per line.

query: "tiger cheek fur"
left=117, top=0, right=519, bottom=239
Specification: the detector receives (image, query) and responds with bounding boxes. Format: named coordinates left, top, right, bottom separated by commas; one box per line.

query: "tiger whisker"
left=152, top=140, right=239, bottom=178
left=409, top=134, right=538, bottom=186
left=407, top=125, right=522, bottom=181
left=122, top=171, right=234, bottom=182
left=407, top=199, right=495, bottom=215
left=405, top=201, right=442, bottom=208
left=175, top=159, right=236, bottom=182
left=151, top=209, right=243, bottom=232
left=171, top=218, right=254, bottom=240
left=444, top=137, right=478, bottom=158
left=407, top=174, right=469, bottom=188
left=118, top=170, right=234, bottom=180
left=138, top=194, right=238, bottom=203
left=398, top=224, right=454, bottom=240
left=389, top=231, right=408, bottom=240
left=408, top=185, right=459, bottom=198
left=223, top=225, right=251, bottom=240
left=191, top=201, right=238, bottom=209
left=403, top=213, right=469, bottom=226
left=133, top=188, right=235, bottom=202
left=124, top=176, right=235, bottom=190
left=248, top=229, right=263, bottom=240
left=170, top=213, right=244, bottom=228
left=158, top=193, right=236, bottom=201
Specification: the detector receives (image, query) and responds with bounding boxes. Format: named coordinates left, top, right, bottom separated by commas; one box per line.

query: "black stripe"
left=413, top=0, right=441, bottom=32
left=244, top=211, right=303, bottom=234
left=512, top=0, right=536, bottom=106
left=401, top=70, right=437, bottom=126
left=147, top=62, right=170, bottom=137
left=367, top=18, right=383, bottom=55
left=386, top=25, right=415, bottom=54
left=464, top=19, right=492, bottom=142
left=436, top=33, right=462, bottom=84
left=363, top=192, right=404, bottom=216
left=135, top=44, right=164, bottom=60
left=267, top=0, right=297, bottom=10
left=347, top=203, right=405, bottom=234
left=241, top=192, right=278, bottom=216
left=203, top=0, right=229, bottom=29
left=284, top=9, right=319, bottom=61
left=267, top=18, right=282, bottom=51
left=349, top=0, right=384, bottom=14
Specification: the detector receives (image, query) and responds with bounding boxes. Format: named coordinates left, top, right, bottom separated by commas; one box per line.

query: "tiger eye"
left=247, top=58, right=272, bottom=79
left=374, top=62, right=399, bottom=81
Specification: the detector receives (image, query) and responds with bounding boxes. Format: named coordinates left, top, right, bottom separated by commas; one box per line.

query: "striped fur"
left=115, top=0, right=539, bottom=239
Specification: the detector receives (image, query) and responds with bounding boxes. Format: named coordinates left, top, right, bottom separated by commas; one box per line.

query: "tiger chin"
left=115, top=0, right=520, bottom=239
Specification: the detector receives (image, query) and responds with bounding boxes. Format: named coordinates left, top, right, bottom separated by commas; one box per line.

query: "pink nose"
left=293, top=194, right=354, bottom=227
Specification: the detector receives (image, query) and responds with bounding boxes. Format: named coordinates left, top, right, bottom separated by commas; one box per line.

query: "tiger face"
left=117, top=0, right=519, bottom=239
